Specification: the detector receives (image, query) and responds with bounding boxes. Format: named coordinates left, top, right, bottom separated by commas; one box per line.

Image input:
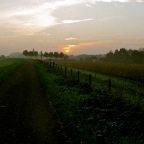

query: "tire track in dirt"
left=0, top=60, right=67, bottom=144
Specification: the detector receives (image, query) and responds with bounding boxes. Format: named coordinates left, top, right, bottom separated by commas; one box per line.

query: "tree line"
left=23, top=49, right=66, bottom=59
left=105, top=48, right=144, bottom=64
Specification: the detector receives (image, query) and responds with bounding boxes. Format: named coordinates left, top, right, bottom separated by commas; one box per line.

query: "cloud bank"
left=0, top=0, right=143, bottom=36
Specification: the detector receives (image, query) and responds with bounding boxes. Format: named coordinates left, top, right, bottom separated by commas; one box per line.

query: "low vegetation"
left=36, top=60, right=144, bottom=144
left=0, top=58, right=25, bottom=86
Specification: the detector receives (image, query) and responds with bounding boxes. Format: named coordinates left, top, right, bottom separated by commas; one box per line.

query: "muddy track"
left=0, top=60, right=67, bottom=144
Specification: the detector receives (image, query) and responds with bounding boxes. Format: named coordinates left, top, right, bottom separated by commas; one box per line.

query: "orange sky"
left=0, top=1, right=144, bottom=55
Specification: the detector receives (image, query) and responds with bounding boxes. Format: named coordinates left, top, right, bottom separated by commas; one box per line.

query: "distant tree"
left=53, top=52, right=59, bottom=59
left=23, top=49, right=38, bottom=59
left=138, top=48, right=144, bottom=52
left=59, top=52, right=64, bottom=59
left=104, top=48, right=144, bottom=64
left=28, top=51, right=34, bottom=57
left=119, top=48, right=128, bottom=56
left=106, top=50, right=113, bottom=58
left=34, top=51, right=38, bottom=57
left=0, top=55, right=6, bottom=59
left=64, top=54, right=69, bottom=60
left=44, top=52, right=49, bottom=58
left=40, top=51, right=43, bottom=60
left=23, top=50, right=28, bottom=56
left=49, top=52, right=53, bottom=59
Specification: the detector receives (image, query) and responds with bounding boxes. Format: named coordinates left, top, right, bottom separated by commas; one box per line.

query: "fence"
left=41, top=60, right=113, bottom=93
left=39, top=59, right=144, bottom=104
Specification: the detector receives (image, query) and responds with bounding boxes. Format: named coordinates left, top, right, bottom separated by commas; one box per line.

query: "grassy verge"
left=0, top=58, right=25, bottom=86
left=35, top=60, right=144, bottom=144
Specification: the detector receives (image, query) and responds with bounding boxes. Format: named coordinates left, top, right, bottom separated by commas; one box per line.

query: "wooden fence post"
left=85, top=74, right=88, bottom=83
left=46, top=61, right=49, bottom=68
left=61, top=66, right=62, bottom=74
left=71, top=69, right=73, bottom=77
left=57, top=65, right=59, bottom=71
left=108, top=79, right=111, bottom=93
left=65, top=66, right=67, bottom=76
left=55, top=64, right=57, bottom=71
left=78, top=71, right=80, bottom=81
left=50, top=61, right=52, bottom=67
left=89, top=74, right=92, bottom=85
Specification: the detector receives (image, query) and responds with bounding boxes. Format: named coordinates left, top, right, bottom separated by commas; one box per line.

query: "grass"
left=35, top=60, right=144, bottom=144
left=0, top=58, right=25, bottom=85
left=49, top=60, right=144, bottom=106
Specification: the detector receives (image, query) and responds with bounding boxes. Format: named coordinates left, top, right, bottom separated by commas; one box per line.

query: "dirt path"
left=0, top=60, right=68, bottom=144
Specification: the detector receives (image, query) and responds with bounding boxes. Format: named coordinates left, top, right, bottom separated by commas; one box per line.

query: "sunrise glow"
left=65, top=49, right=70, bottom=53
left=63, top=47, right=71, bottom=53
left=62, top=45, right=76, bottom=54
left=0, top=1, right=144, bottom=55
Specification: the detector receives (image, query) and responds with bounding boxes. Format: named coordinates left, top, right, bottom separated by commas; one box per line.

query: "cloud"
left=75, top=42, right=97, bottom=48
left=94, top=0, right=130, bottom=1
left=61, top=42, right=97, bottom=53
left=62, top=19, right=94, bottom=24
left=86, top=4, right=93, bottom=7
left=0, top=0, right=143, bottom=36
left=75, top=40, right=114, bottom=49
left=65, top=37, right=77, bottom=41
left=0, top=0, right=95, bottom=35
left=121, top=41, right=144, bottom=44
left=99, top=17, right=113, bottom=22
left=61, top=40, right=115, bottom=53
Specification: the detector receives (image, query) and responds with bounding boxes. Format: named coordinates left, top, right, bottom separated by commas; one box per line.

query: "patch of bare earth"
left=0, top=60, right=68, bottom=144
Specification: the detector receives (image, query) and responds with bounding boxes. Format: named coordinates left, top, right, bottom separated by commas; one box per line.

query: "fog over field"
left=0, top=0, right=144, bottom=55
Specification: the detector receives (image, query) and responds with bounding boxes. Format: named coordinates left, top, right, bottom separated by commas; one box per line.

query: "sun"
left=64, top=47, right=71, bottom=53
left=63, top=45, right=75, bottom=54
left=65, top=49, right=70, bottom=53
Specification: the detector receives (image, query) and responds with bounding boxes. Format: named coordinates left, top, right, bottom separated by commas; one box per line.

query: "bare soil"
left=0, top=60, right=68, bottom=144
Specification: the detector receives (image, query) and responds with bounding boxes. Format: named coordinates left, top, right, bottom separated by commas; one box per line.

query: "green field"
left=0, top=58, right=25, bottom=85
left=52, top=60, right=144, bottom=105
left=36, top=60, right=144, bottom=144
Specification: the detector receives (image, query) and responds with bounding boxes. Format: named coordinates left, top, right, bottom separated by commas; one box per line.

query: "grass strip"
left=0, top=59, right=25, bottom=86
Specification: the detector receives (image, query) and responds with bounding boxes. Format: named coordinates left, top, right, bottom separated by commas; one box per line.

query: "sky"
left=0, top=0, right=144, bottom=55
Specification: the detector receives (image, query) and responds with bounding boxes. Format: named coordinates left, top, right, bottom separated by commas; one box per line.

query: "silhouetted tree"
left=0, top=55, right=6, bottom=59
left=23, top=50, right=28, bottom=56
left=59, top=52, right=64, bottom=59
left=34, top=51, right=38, bottom=57
left=49, top=52, right=53, bottom=59
left=28, top=51, right=34, bottom=57
left=105, top=48, right=144, bottom=64
left=64, top=54, right=69, bottom=60
left=53, top=52, right=59, bottom=59
left=40, top=51, right=43, bottom=60
left=44, top=52, right=49, bottom=58
left=23, top=50, right=38, bottom=58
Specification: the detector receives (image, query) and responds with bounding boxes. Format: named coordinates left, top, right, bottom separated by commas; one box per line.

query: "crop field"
left=37, top=60, right=144, bottom=144
left=55, top=60, right=144, bottom=83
